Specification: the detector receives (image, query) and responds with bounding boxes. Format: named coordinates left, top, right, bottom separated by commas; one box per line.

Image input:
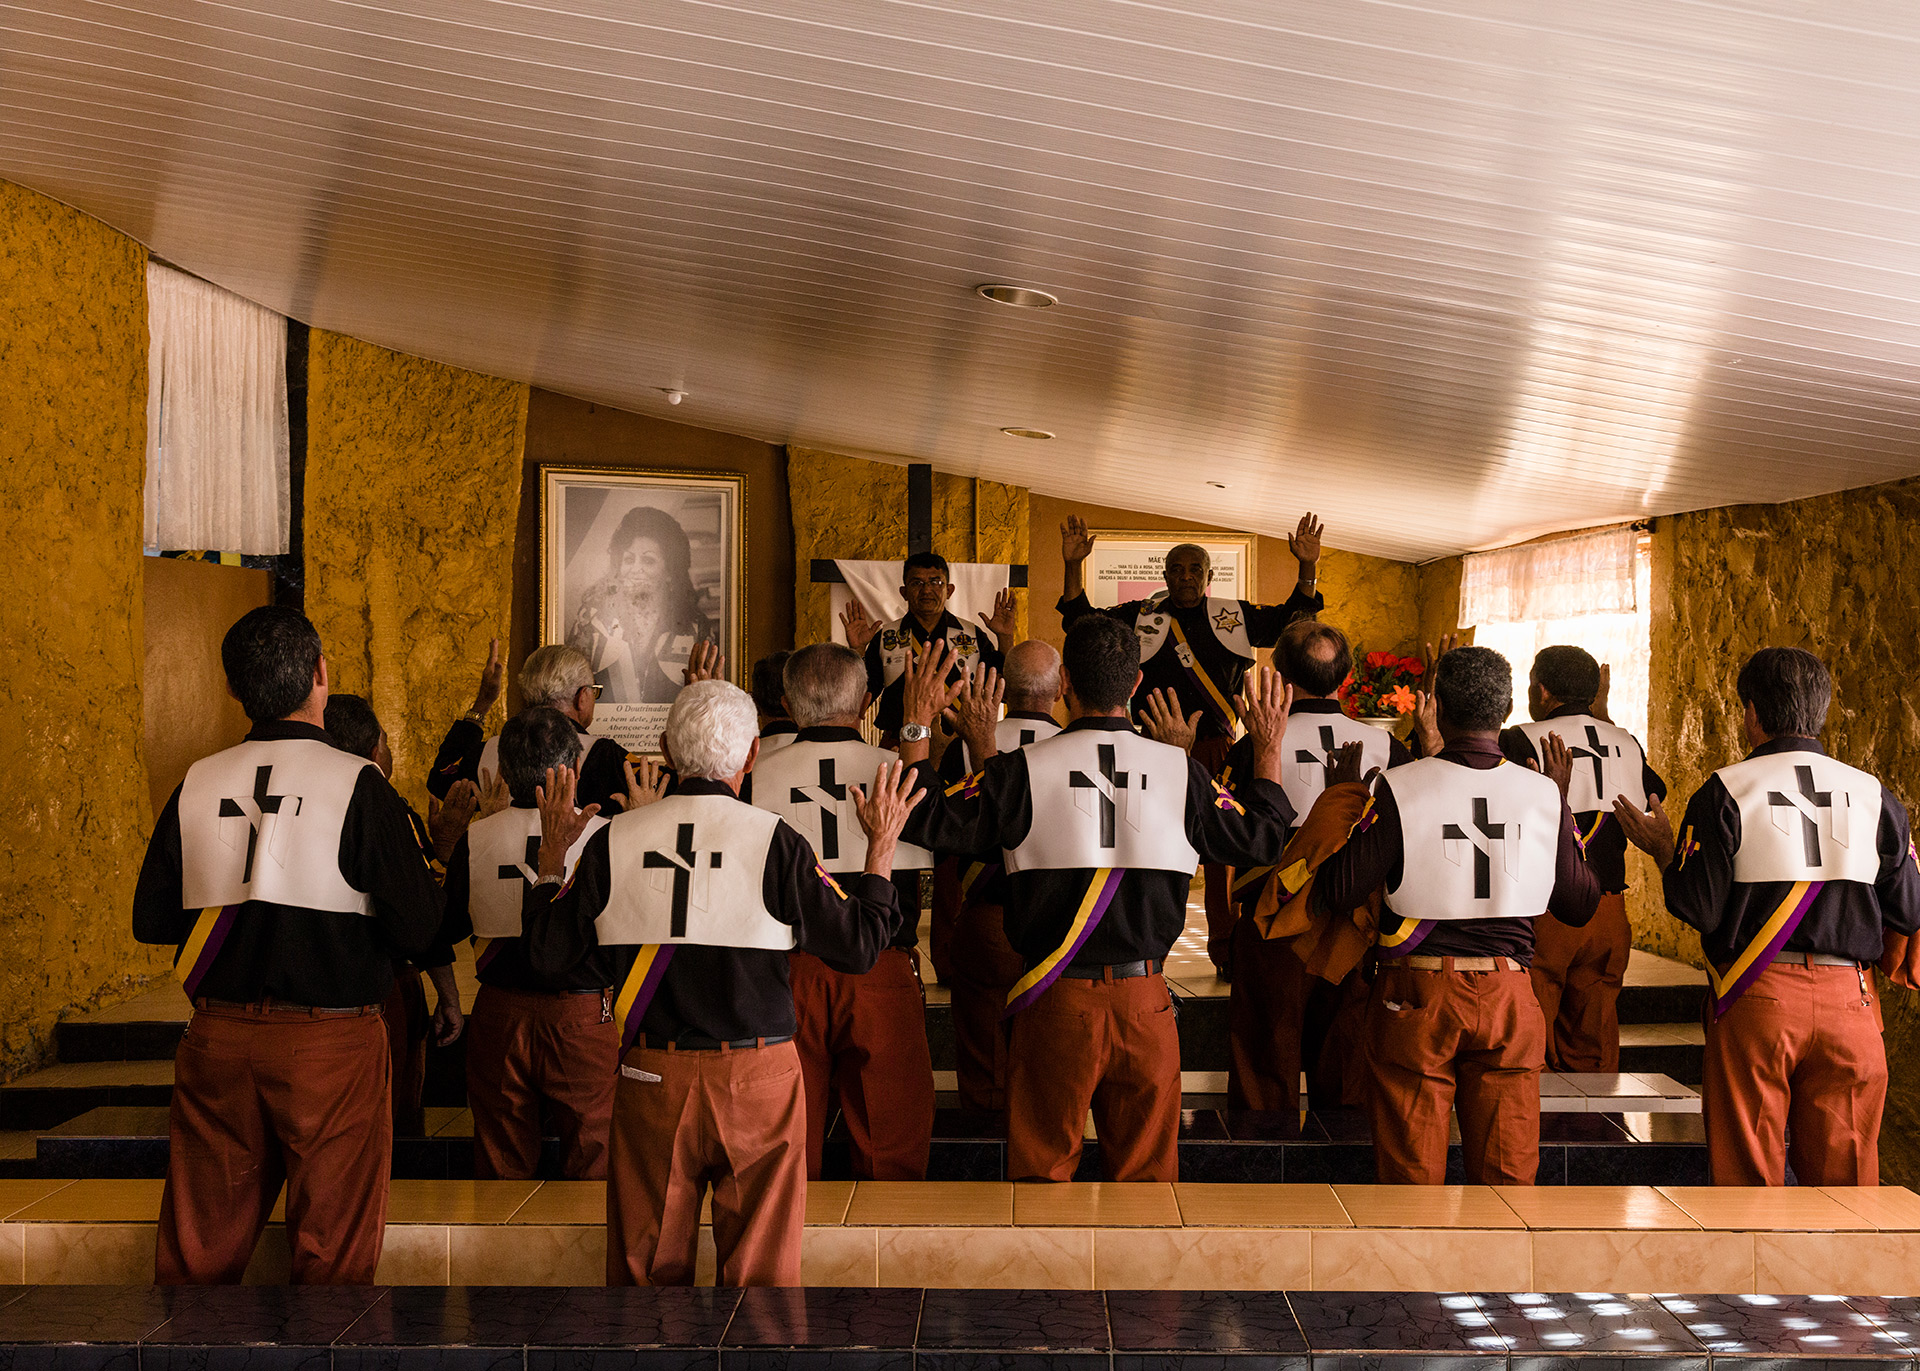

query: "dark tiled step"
left=1618, top=979, right=1707, bottom=1024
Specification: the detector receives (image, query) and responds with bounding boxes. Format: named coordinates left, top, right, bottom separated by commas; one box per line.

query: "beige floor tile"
left=1532, top=1230, right=1752, bottom=1293
left=0, top=1180, right=73, bottom=1220
left=421, top=1106, right=465, bottom=1135
left=878, top=1226, right=1092, bottom=1288
left=1657, top=1185, right=1874, bottom=1231
left=1174, top=1183, right=1352, bottom=1228
left=24, top=1223, right=158, bottom=1283
left=12, top=1179, right=164, bottom=1223
left=1095, top=1227, right=1311, bottom=1290
left=452, top=1224, right=603, bottom=1284
left=1820, top=1186, right=1920, bottom=1231
left=802, top=1227, right=878, bottom=1286
left=54, top=1060, right=174, bottom=1087
left=433, top=1111, right=475, bottom=1138
left=693, top=1227, right=717, bottom=1285
left=1013, top=1182, right=1180, bottom=1227
left=508, top=1182, right=605, bottom=1225
left=1492, top=1186, right=1700, bottom=1230
left=385, top=1179, right=540, bottom=1225
left=0, top=1225, right=22, bottom=1283
left=1756, top=1232, right=1920, bottom=1295
left=805, top=1180, right=856, bottom=1226
left=374, top=1225, right=449, bottom=1284
left=0, top=1133, right=40, bottom=1162
left=242, top=1226, right=292, bottom=1284
left=1313, top=1227, right=1531, bottom=1291
left=1332, top=1185, right=1525, bottom=1229
left=847, top=1181, right=1013, bottom=1226
left=77, top=983, right=192, bottom=1024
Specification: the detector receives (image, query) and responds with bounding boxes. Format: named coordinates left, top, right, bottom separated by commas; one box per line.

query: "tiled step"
left=0, top=1062, right=175, bottom=1130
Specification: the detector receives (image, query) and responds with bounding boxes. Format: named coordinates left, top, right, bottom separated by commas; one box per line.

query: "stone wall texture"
left=305, top=332, right=529, bottom=806
left=0, top=181, right=172, bottom=1079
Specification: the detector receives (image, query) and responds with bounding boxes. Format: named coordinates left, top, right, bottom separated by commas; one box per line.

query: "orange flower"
left=1385, top=684, right=1418, bottom=715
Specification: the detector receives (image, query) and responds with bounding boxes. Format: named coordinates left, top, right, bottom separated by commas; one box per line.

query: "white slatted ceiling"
left=5, top=0, right=1920, bottom=560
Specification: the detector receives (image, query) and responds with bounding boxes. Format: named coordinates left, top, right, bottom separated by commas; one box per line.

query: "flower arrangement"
left=1339, top=648, right=1424, bottom=718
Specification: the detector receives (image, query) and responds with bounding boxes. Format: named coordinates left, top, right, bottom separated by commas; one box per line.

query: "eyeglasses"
left=589, top=684, right=605, bottom=698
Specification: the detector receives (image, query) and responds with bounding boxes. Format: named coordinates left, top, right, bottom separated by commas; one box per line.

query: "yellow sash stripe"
left=960, top=862, right=989, bottom=898
left=174, top=906, right=224, bottom=986
left=1580, top=811, right=1608, bottom=846
left=1168, top=619, right=1240, bottom=730
left=1376, top=917, right=1423, bottom=949
left=1006, top=869, right=1112, bottom=1007
left=1705, top=881, right=1811, bottom=1002
left=1232, top=865, right=1273, bottom=894
left=614, top=944, right=668, bottom=1027
left=471, top=936, right=493, bottom=962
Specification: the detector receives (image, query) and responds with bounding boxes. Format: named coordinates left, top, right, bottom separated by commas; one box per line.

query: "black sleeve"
left=428, top=719, right=486, bottom=800
left=1498, top=726, right=1536, bottom=767
left=863, top=636, right=887, bottom=697
left=937, top=742, right=970, bottom=788
left=432, top=835, right=475, bottom=952
left=341, top=768, right=447, bottom=960
left=578, top=737, right=630, bottom=813
left=1058, top=592, right=1138, bottom=631
left=1245, top=589, right=1327, bottom=647
left=1215, top=735, right=1255, bottom=793
left=1386, top=735, right=1415, bottom=768
left=1875, top=791, right=1920, bottom=937
left=523, top=825, right=613, bottom=979
left=1546, top=800, right=1603, bottom=927
left=977, top=631, right=1006, bottom=670
left=132, top=786, right=190, bottom=946
left=900, top=753, right=1033, bottom=857
left=1660, top=777, right=1739, bottom=937
left=1184, top=758, right=1293, bottom=866
left=1646, top=763, right=1668, bottom=802
left=1315, top=780, right=1398, bottom=913
left=767, top=822, right=902, bottom=974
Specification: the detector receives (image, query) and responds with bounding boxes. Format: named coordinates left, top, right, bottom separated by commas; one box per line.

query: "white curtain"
left=143, top=262, right=290, bottom=554
left=1459, top=526, right=1638, bottom=626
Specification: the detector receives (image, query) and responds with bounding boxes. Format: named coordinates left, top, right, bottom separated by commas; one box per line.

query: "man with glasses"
left=841, top=551, right=1017, bottom=744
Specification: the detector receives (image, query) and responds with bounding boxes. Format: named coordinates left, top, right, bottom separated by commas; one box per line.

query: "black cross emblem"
left=1767, top=765, right=1835, bottom=866
left=218, top=764, right=300, bottom=883
left=1017, top=728, right=1038, bottom=748
left=1442, top=798, right=1512, bottom=900
left=1565, top=725, right=1623, bottom=801
left=1296, top=724, right=1339, bottom=780
left=791, top=758, right=848, bottom=860
left=499, top=835, right=541, bottom=886
left=642, top=823, right=723, bottom=938
left=1069, top=743, right=1137, bottom=848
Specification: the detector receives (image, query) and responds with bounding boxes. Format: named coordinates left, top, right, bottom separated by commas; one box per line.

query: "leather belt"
left=641, top=1032, right=795, bottom=1051
left=1059, top=959, right=1163, bottom=981
left=1401, top=956, right=1525, bottom=973
left=1774, top=952, right=1865, bottom=968
left=193, top=998, right=382, bottom=1016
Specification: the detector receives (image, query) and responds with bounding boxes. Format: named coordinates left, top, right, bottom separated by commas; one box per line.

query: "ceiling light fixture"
left=1206, top=481, right=1228, bottom=489
left=976, top=283, right=1058, bottom=309
left=659, top=388, right=686, bottom=405
left=1000, top=427, right=1055, bottom=440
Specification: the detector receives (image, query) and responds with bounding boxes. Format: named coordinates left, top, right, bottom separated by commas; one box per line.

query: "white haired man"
left=524, top=680, right=922, bottom=1287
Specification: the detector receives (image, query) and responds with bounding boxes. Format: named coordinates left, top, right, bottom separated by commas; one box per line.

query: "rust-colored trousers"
left=1193, top=736, right=1234, bottom=974
left=946, top=902, right=1025, bottom=1112
left=1703, top=959, right=1886, bottom=1186
left=1363, top=960, right=1545, bottom=1185
left=156, top=1004, right=390, bottom=1285
left=606, top=1040, right=807, bottom=1287
left=1530, top=891, right=1631, bottom=1072
left=1226, top=919, right=1366, bottom=1115
left=381, top=964, right=429, bottom=1136
left=465, top=984, right=620, bottom=1180
left=1007, top=971, right=1183, bottom=1182
left=789, top=948, right=935, bottom=1180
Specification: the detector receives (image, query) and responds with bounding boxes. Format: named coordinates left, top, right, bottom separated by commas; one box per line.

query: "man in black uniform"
left=1057, top=513, right=1326, bottom=975
left=840, top=551, right=1016, bottom=741
left=133, top=606, right=444, bottom=1284
left=898, top=619, right=1295, bottom=1182
left=523, top=679, right=918, bottom=1287
left=1615, top=647, right=1920, bottom=1186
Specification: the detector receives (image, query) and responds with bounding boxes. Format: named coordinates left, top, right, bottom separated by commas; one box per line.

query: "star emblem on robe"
left=1212, top=606, right=1243, bottom=631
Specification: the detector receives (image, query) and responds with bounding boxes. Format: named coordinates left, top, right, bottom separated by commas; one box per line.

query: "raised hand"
left=428, top=778, right=481, bottom=862
left=1137, top=687, right=1201, bottom=754
left=1289, top=512, right=1324, bottom=568
left=682, top=639, right=725, bottom=685
left=1593, top=663, right=1614, bottom=723
left=850, top=760, right=927, bottom=875
left=840, top=599, right=881, bottom=654
left=979, top=587, right=1019, bottom=644
left=534, top=765, right=600, bottom=878
left=901, top=640, right=963, bottom=730
left=1239, top=666, right=1295, bottom=768
left=1412, top=689, right=1443, bottom=758
left=951, top=666, right=1005, bottom=760
left=476, top=767, right=512, bottom=819
left=612, top=755, right=671, bottom=812
left=470, top=637, right=505, bottom=718
left=1061, top=514, right=1095, bottom=564
left=1325, top=740, right=1378, bottom=788
left=1527, top=732, right=1574, bottom=799
left=1612, top=793, right=1677, bottom=869
left=1423, top=633, right=1462, bottom=680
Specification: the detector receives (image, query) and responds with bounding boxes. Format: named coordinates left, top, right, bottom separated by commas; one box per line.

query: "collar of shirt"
left=675, top=776, right=738, bottom=798
left=1007, top=709, right=1058, bottom=724
left=1290, top=698, right=1344, bottom=715
left=761, top=720, right=798, bottom=737
left=898, top=610, right=963, bottom=642
left=1749, top=735, right=1827, bottom=759
left=1545, top=703, right=1592, bottom=721
left=246, top=719, right=335, bottom=745
left=1064, top=716, right=1134, bottom=734
left=794, top=725, right=866, bottom=744
left=1437, top=734, right=1508, bottom=768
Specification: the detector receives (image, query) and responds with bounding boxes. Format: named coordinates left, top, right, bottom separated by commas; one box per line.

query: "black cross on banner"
left=642, top=823, right=723, bottom=938
left=1767, top=765, right=1836, bottom=866
left=1017, top=729, right=1038, bottom=748
left=1442, top=798, right=1512, bottom=900
left=218, top=764, right=302, bottom=883
left=1295, top=725, right=1339, bottom=779
left=791, top=758, right=848, bottom=860
left=1069, top=743, right=1138, bottom=848
left=1566, top=725, right=1622, bottom=800
left=500, top=835, right=541, bottom=886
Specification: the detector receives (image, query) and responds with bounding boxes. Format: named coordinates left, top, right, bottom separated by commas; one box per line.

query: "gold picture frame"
left=1084, top=529, right=1258, bottom=608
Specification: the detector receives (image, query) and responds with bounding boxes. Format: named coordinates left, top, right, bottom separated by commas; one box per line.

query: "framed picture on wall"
left=541, top=467, right=746, bottom=754
left=1084, top=530, right=1256, bottom=608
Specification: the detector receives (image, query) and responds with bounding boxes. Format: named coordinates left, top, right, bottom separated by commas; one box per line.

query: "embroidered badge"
left=1175, top=643, right=1196, bottom=669
left=950, top=633, right=977, bottom=655
left=1211, top=782, right=1245, bottom=815
left=815, top=862, right=846, bottom=898
left=1677, top=825, right=1701, bottom=870
left=880, top=630, right=900, bottom=651
left=945, top=770, right=986, bottom=799
left=1138, top=616, right=1164, bottom=637
left=1212, top=606, right=1243, bottom=631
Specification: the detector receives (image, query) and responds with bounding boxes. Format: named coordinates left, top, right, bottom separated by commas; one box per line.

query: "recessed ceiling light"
left=1206, top=480, right=1228, bottom=489
left=976, top=283, right=1058, bottom=309
left=1000, top=427, right=1055, bottom=440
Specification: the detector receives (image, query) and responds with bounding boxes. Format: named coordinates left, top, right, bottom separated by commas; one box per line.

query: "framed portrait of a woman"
left=541, top=467, right=746, bottom=753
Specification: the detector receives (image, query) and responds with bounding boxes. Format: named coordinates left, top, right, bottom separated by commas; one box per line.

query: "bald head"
left=1003, top=640, right=1063, bottom=711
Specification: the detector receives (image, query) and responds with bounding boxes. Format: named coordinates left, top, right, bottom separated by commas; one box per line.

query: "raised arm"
left=1061, top=514, right=1095, bottom=603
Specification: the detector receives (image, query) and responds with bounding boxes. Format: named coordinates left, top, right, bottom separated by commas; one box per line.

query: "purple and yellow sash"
left=174, top=905, right=237, bottom=999
left=1167, top=618, right=1239, bottom=733
left=959, top=861, right=998, bottom=904
left=613, top=944, right=676, bottom=1050
left=1374, top=915, right=1437, bottom=959
left=1707, top=880, right=1824, bottom=1018
left=1002, top=868, right=1124, bottom=1018
left=471, top=936, right=503, bottom=975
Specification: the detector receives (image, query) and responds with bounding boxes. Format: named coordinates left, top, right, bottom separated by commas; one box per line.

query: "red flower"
left=1365, top=651, right=1394, bottom=669
left=1403, top=658, right=1425, bottom=676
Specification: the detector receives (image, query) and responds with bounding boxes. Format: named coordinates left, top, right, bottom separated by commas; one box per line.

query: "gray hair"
left=498, top=707, right=584, bottom=806
left=1003, top=640, right=1061, bottom=708
left=666, top=680, right=759, bottom=779
left=1165, top=542, right=1212, bottom=572
left=520, top=644, right=594, bottom=708
left=782, top=643, right=867, bottom=728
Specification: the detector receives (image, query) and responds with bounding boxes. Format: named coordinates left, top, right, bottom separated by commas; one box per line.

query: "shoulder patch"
left=1211, top=780, right=1245, bottom=815
left=946, top=770, right=986, bottom=799
left=1677, top=825, right=1701, bottom=871
left=815, top=862, right=847, bottom=899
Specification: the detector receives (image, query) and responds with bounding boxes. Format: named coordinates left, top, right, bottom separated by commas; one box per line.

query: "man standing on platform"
left=841, top=551, right=1017, bottom=743
left=1615, top=647, right=1920, bottom=1186
left=523, top=680, right=917, bottom=1287
left=1500, top=646, right=1665, bottom=1071
left=932, top=639, right=1065, bottom=1111
left=1316, top=646, right=1598, bottom=1185
left=132, top=606, right=445, bottom=1284
left=748, top=644, right=938, bottom=1180
left=898, top=620, right=1295, bottom=1182
left=1057, top=513, right=1326, bottom=977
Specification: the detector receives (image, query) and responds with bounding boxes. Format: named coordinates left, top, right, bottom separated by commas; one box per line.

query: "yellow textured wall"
left=0, top=181, right=171, bottom=1078
left=306, top=332, right=529, bottom=805
left=787, top=447, right=1030, bottom=647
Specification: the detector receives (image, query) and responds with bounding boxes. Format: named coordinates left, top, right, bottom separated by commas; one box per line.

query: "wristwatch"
left=531, top=873, right=565, bottom=892
left=898, top=723, right=932, bottom=743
